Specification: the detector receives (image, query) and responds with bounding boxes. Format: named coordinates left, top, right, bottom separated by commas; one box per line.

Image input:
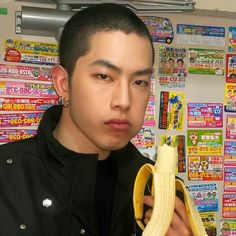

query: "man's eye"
left=96, top=74, right=110, bottom=80
left=134, top=80, right=149, bottom=87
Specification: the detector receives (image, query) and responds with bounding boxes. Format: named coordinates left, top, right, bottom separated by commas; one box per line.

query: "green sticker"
left=0, top=7, right=7, bottom=15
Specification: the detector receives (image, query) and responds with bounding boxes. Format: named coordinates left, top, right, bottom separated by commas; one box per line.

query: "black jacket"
left=0, top=105, right=153, bottom=236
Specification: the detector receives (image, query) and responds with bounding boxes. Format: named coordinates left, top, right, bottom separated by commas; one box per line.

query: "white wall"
left=195, top=0, right=236, bottom=12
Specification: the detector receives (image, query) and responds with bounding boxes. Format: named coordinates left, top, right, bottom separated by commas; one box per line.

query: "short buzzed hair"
left=59, top=3, right=154, bottom=78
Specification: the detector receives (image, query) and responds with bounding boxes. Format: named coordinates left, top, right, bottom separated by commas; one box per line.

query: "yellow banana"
left=133, top=143, right=207, bottom=236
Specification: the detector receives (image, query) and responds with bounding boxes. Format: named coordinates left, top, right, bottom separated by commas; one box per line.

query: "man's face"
left=65, top=31, right=153, bottom=153
left=169, top=59, right=175, bottom=67
left=177, top=60, right=183, bottom=68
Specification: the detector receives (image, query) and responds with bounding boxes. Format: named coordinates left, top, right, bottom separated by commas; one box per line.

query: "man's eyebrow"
left=133, top=68, right=153, bottom=76
left=91, top=59, right=121, bottom=73
left=91, top=59, right=153, bottom=76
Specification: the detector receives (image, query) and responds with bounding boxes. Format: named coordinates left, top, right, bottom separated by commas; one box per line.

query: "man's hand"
left=143, top=195, right=193, bottom=236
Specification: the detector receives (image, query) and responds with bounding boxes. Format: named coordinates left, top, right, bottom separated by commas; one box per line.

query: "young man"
left=0, top=3, right=192, bottom=236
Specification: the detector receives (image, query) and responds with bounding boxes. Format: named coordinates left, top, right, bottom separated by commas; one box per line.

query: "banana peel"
left=133, top=143, right=207, bottom=236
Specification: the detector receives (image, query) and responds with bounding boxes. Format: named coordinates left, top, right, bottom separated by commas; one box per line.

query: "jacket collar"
left=37, top=105, right=99, bottom=191
left=36, top=105, right=152, bottom=233
left=37, top=105, right=150, bottom=180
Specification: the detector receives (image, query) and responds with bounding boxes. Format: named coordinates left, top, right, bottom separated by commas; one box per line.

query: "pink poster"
left=226, top=114, right=236, bottom=139
left=0, top=81, right=57, bottom=97
left=144, top=95, right=155, bottom=126
left=222, top=193, right=236, bottom=218
left=224, top=167, right=236, bottom=192
left=224, top=141, right=236, bottom=166
left=0, top=113, right=43, bottom=127
left=188, top=103, right=223, bottom=128
left=0, top=63, right=51, bottom=81
left=0, top=97, right=58, bottom=111
left=0, top=129, right=37, bottom=144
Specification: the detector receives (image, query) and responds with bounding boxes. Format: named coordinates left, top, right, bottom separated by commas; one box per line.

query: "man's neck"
left=53, top=110, right=110, bottom=160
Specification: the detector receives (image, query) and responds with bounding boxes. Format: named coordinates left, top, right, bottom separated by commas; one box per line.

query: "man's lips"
left=105, top=119, right=131, bottom=131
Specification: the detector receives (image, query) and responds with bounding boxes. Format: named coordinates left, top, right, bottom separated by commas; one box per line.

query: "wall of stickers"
left=0, top=1, right=58, bottom=143
left=132, top=13, right=236, bottom=236
left=0, top=1, right=236, bottom=235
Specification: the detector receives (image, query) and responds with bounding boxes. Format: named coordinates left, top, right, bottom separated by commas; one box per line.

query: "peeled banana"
left=133, top=143, right=207, bottom=236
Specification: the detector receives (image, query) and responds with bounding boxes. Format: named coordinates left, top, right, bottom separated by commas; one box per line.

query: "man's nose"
left=110, top=79, right=131, bottom=111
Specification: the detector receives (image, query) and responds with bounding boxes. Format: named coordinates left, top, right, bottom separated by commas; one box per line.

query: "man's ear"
left=51, top=65, right=69, bottom=98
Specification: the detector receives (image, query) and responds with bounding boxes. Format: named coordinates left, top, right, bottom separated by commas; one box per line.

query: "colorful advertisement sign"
left=141, top=16, right=174, bottom=44
left=226, top=114, right=236, bottom=139
left=0, top=97, right=58, bottom=111
left=188, top=48, right=224, bottom=75
left=228, top=27, right=236, bottom=52
left=226, top=54, right=236, bottom=83
left=224, top=167, right=236, bottom=192
left=0, top=129, right=37, bottom=144
left=224, top=141, right=236, bottom=166
left=188, top=183, right=218, bottom=212
left=159, top=91, right=185, bottom=130
left=177, top=24, right=225, bottom=46
left=0, top=80, right=56, bottom=97
left=222, top=194, right=236, bottom=218
left=132, top=127, right=156, bottom=161
left=187, top=129, right=223, bottom=155
left=0, top=7, right=7, bottom=15
left=224, top=83, right=236, bottom=112
left=188, top=156, right=223, bottom=181
left=158, top=45, right=187, bottom=88
left=144, top=95, right=155, bottom=126
left=4, top=39, right=59, bottom=65
left=200, top=212, right=217, bottom=236
left=0, top=63, right=51, bottom=81
left=0, top=113, right=43, bottom=127
left=187, top=103, right=223, bottom=128
left=150, top=73, right=155, bottom=95
left=220, top=219, right=236, bottom=235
